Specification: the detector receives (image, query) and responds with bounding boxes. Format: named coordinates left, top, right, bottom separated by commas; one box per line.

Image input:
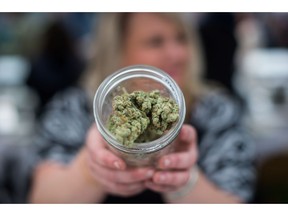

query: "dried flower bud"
left=108, top=90, right=179, bottom=147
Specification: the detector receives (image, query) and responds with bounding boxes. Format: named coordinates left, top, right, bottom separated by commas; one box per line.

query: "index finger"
left=86, top=124, right=127, bottom=170
left=177, top=124, right=197, bottom=149
left=157, top=149, right=198, bottom=170
left=157, top=125, right=198, bottom=169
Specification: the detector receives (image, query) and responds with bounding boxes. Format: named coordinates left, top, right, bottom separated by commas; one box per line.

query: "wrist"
left=164, top=165, right=199, bottom=201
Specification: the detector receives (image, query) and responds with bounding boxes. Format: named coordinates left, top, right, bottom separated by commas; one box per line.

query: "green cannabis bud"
left=107, top=90, right=179, bottom=147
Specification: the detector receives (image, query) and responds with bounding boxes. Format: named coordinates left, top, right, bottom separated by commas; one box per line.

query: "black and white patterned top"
left=33, top=86, right=255, bottom=203
left=0, top=143, right=38, bottom=203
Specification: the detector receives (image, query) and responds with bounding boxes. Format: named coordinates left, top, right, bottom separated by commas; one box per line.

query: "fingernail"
left=146, top=170, right=154, bottom=178
left=163, top=158, right=171, bottom=168
left=113, top=161, right=121, bottom=169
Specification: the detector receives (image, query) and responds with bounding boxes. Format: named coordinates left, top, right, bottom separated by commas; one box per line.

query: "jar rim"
left=93, top=64, right=186, bottom=154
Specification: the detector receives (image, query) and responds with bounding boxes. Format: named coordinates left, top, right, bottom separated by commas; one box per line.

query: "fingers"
left=86, top=124, right=126, bottom=170
left=152, top=170, right=190, bottom=187
left=147, top=125, right=197, bottom=193
left=179, top=124, right=197, bottom=146
left=157, top=125, right=198, bottom=170
left=86, top=124, right=197, bottom=196
left=88, top=145, right=126, bottom=170
left=96, top=173, right=146, bottom=197
left=85, top=124, right=152, bottom=197
left=157, top=149, right=198, bottom=170
left=110, top=183, right=145, bottom=197
left=109, top=183, right=145, bottom=197
left=88, top=158, right=154, bottom=184
left=145, top=181, right=177, bottom=193
left=88, top=158, right=147, bottom=197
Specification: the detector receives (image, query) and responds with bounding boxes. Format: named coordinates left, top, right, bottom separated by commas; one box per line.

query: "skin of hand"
left=85, top=124, right=155, bottom=197
left=86, top=123, right=198, bottom=197
left=144, top=124, right=199, bottom=193
left=30, top=123, right=240, bottom=203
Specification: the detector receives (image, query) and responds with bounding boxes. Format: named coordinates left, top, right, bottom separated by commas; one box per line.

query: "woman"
left=29, top=13, right=255, bottom=203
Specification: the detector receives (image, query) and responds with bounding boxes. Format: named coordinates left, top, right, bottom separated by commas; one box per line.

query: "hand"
left=85, top=124, right=154, bottom=197
left=144, top=124, right=198, bottom=193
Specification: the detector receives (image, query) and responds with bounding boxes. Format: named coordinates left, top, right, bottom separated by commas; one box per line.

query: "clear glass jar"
left=93, top=65, right=186, bottom=167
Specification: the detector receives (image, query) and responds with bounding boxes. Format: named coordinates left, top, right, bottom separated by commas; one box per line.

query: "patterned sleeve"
left=191, top=90, right=256, bottom=202
left=0, top=144, right=39, bottom=203
left=33, top=87, right=93, bottom=164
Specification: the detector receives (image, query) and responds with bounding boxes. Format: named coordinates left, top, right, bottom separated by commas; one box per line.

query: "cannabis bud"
left=107, top=90, right=179, bottom=147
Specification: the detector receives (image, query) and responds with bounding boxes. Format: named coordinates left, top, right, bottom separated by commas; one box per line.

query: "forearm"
left=164, top=169, right=242, bottom=204
left=29, top=148, right=107, bottom=203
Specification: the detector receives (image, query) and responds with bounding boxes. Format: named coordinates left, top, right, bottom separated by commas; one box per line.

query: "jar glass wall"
left=93, top=65, right=186, bottom=167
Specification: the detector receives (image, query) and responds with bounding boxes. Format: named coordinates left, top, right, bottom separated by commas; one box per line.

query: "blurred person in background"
left=27, top=13, right=255, bottom=203
left=0, top=13, right=95, bottom=118
left=26, top=20, right=86, bottom=116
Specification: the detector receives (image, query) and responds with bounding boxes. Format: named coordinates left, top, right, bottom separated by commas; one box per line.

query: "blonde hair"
left=80, top=13, right=206, bottom=119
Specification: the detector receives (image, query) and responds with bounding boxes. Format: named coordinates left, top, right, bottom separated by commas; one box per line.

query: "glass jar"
left=93, top=65, right=186, bottom=167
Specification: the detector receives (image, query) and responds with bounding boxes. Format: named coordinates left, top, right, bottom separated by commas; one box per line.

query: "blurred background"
left=0, top=12, right=288, bottom=203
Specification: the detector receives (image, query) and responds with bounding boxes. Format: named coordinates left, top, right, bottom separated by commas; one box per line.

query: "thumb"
left=179, top=124, right=197, bottom=144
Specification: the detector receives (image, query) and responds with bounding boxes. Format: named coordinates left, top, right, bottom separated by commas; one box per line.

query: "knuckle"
left=101, top=152, right=116, bottom=168
left=169, top=172, right=189, bottom=186
left=116, top=171, right=134, bottom=183
left=130, top=170, right=141, bottom=179
left=167, top=173, right=175, bottom=184
left=117, top=173, right=133, bottom=183
left=172, top=155, right=180, bottom=167
left=154, top=172, right=162, bottom=182
left=170, top=173, right=183, bottom=186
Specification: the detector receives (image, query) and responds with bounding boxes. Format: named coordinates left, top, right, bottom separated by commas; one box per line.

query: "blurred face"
left=121, top=13, right=190, bottom=88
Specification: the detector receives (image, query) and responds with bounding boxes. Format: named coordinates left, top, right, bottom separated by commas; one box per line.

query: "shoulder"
left=36, top=86, right=93, bottom=152
left=40, top=86, right=91, bottom=132
left=191, top=90, right=256, bottom=202
left=191, top=89, right=242, bottom=132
